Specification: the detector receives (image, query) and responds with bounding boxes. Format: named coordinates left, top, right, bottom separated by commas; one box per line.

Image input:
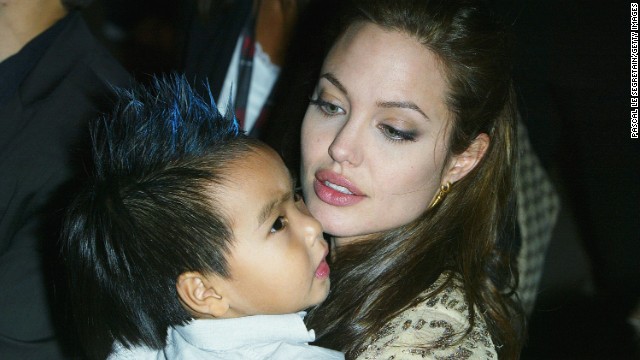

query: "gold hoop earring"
left=428, top=181, right=452, bottom=210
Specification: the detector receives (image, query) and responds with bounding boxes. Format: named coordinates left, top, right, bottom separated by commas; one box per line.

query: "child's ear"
left=177, top=272, right=230, bottom=318
left=444, top=133, right=489, bottom=183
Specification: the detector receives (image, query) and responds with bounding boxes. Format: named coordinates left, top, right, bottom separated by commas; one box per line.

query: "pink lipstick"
left=314, top=170, right=365, bottom=206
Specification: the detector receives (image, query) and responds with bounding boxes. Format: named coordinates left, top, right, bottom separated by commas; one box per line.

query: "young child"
left=62, top=76, right=342, bottom=360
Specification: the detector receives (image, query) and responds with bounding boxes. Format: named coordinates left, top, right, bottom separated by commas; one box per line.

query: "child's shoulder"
left=107, top=341, right=163, bottom=360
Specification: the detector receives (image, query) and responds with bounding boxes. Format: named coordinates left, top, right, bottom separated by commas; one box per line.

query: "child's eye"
left=270, top=216, right=288, bottom=233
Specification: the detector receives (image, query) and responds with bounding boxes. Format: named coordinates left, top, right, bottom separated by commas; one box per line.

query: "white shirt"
left=217, top=38, right=280, bottom=133
left=108, top=312, right=344, bottom=360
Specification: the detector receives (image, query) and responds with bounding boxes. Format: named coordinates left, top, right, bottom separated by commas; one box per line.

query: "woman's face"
left=301, top=23, right=456, bottom=245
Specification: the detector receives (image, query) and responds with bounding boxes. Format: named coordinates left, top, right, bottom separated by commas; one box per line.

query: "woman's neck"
left=331, top=234, right=376, bottom=259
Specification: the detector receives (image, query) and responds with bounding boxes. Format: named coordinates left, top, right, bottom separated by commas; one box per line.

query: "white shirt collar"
left=173, top=311, right=315, bottom=351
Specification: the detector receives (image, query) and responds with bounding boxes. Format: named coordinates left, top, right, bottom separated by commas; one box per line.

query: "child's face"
left=212, top=146, right=330, bottom=317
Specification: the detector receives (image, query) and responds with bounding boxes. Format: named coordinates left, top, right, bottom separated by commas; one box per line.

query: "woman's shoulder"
left=356, top=273, right=496, bottom=360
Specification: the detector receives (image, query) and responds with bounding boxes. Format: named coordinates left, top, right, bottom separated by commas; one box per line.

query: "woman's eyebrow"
left=320, top=73, right=348, bottom=95
left=377, top=100, right=429, bottom=120
left=319, top=73, right=428, bottom=120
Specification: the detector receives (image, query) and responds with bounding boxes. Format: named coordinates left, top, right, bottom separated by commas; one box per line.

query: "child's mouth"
left=315, top=258, right=330, bottom=279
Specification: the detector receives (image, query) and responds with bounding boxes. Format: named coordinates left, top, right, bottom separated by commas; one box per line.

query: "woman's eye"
left=270, top=216, right=287, bottom=233
left=322, top=103, right=343, bottom=115
left=379, top=124, right=416, bottom=142
left=309, top=98, right=345, bottom=117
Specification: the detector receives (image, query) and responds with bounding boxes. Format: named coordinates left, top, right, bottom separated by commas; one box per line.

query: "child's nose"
left=303, top=213, right=323, bottom=246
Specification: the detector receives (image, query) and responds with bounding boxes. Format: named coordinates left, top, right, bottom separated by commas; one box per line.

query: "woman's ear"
left=176, top=272, right=230, bottom=318
left=445, top=133, right=489, bottom=183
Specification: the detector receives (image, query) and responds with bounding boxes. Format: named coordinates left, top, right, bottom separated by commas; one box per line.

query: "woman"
left=298, top=0, right=525, bottom=358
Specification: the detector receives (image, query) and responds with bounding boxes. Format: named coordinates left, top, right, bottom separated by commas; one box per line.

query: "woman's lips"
left=313, top=170, right=365, bottom=206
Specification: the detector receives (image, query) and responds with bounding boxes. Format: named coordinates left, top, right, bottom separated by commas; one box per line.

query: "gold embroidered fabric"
left=356, top=274, right=496, bottom=360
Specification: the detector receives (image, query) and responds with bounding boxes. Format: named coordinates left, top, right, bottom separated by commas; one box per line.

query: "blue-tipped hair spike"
left=91, top=73, right=244, bottom=181
left=224, top=83, right=241, bottom=136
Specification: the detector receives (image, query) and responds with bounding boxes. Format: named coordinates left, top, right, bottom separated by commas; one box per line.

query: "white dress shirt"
left=108, top=312, right=344, bottom=360
left=217, top=38, right=280, bottom=133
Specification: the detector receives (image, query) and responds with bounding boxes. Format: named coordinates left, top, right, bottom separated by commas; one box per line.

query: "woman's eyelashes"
left=309, top=97, right=345, bottom=117
left=378, top=124, right=417, bottom=142
left=270, top=216, right=288, bottom=233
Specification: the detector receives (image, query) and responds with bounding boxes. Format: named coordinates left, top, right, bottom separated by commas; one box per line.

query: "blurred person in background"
left=0, top=0, right=129, bottom=358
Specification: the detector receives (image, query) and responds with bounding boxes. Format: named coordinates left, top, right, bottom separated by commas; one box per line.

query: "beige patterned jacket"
left=356, top=274, right=496, bottom=360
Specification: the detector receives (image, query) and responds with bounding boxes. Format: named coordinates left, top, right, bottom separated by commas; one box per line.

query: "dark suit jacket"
left=0, top=12, right=129, bottom=359
left=184, top=0, right=253, bottom=98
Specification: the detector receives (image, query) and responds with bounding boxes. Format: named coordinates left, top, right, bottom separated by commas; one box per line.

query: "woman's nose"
left=328, top=119, right=363, bottom=166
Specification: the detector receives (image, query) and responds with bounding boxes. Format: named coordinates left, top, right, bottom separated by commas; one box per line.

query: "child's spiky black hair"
left=92, top=74, right=240, bottom=180
left=62, top=75, right=259, bottom=359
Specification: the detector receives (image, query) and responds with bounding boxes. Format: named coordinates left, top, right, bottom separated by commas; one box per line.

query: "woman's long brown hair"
left=306, top=0, right=525, bottom=358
